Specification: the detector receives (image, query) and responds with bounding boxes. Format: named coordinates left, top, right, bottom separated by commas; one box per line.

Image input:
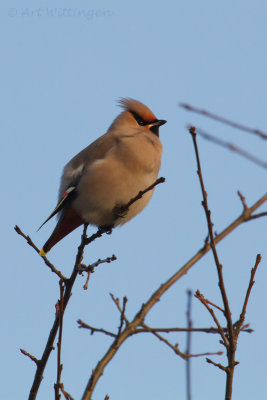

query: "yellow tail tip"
left=39, top=248, right=46, bottom=257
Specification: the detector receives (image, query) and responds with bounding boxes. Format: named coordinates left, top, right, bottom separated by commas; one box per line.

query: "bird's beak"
left=149, top=119, right=167, bottom=137
left=152, top=119, right=167, bottom=127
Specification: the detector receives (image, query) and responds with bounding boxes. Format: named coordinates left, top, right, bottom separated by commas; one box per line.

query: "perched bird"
left=39, top=98, right=166, bottom=255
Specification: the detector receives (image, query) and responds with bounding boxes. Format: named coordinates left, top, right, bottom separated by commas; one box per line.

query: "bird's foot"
left=99, top=224, right=114, bottom=234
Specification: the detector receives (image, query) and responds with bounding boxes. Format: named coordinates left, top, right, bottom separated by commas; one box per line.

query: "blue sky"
left=1, top=1, right=267, bottom=399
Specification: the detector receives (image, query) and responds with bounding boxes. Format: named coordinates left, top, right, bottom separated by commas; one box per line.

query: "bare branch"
left=195, top=291, right=229, bottom=347
left=135, top=326, right=253, bottom=334
left=82, top=269, right=92, bottom=291
left=14, top=225, right=67, bottom=280
left=78, top=255, right=117, bottom=290
left=54, top=279, right=65, bottom=400
left=78, top=255, right=117, bottom=273
left=188, top=127, right=263, bottom=399
left=237, top=193, right=267, bottom=223
left=237, top=191, right=248, bottom=210
left=180, top=103, right=267, bottom=139
left=20, top=349, right=39, bottom=366
left=246, top=212, right=267, bottom=221
left=114, top=177, right=165, bottom=219
left=189, top=126, right=234, bottom=339
left=28, top=224, right=89, bottom=400
left=190, top=351, right=223, bottom=358
left=143, top=322, right=222, bottom=360
left=117, top=297, right=128, bottom=338
left=206, top=358, right=228, bottom=372
left=109, top=293, right=130, bottom=324
left=82, top=190, right=267, bottom=400
left=83, top=177, right=165, bottom=246
left=77, top=320, right=253, bottom=337
left=235, top=254, right=261, bottom=334
left=21, top=165, right=265, bottom=400
left=59, top=383, right=75, bottom=400
left=189, top=126, right=240, bottom=399
left=142, top=322, right=187, bottom=359
left=204, top=298, right=225, bottom=314
left=77, top=319, right=116, bottom=338
left=190, top=126, right=267, bottom=170
left=186, top=290, right=193, bottom=400
left=84, top=225, right=113, bottom=245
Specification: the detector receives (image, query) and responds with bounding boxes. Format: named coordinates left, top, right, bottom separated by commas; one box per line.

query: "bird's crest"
left=118, top=98, right=157, bottom=123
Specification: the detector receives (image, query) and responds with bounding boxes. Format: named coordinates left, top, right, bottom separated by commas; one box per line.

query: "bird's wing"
left=37, top=186, right=76, bottom=231
left=58, top=132, right=118, bottom=198
left=38, top=133, right=118, bottom=231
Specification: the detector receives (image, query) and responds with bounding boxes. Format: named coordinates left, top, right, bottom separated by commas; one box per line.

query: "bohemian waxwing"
left=39, top=98, right=166, bottom=255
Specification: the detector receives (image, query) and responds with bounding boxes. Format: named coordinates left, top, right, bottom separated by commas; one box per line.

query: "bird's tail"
left=39, top=206, right=84, bottom=255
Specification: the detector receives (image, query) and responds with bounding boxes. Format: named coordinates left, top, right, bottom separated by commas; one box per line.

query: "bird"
left=38, top=98, right=166, bottom=255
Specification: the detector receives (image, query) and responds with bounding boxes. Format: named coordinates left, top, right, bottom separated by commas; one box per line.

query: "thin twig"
left=246, top=212, right=267, bottom=221
left=204, top=298, right=225, bottom=314
left=237, top=192, right=267, bottom=221
left=206, top=358, right=228, bottom=372
left=110, top=293, right=130, bottom=324
left=20, top=349, right=39, bottom=366
left=189, top=351, right=223, bottom=358
left=117, top=297, right=128, bottom=337
left=237, top=191, right=248, bottom=210
left=134, top=326, right=253, bottom=334
left=84, top=226, right=112, bottom=245
left=142, top=322, right=222, bottom=360
left=142, top=322, right=187, bottom=359
left=180, top=103, right=267, bottom=139
left=191, top=127, right=267, bottom=170
left=195, top=291, right=229, bottom=347
left=59, top=383, right=75, bottom=400
left=79, top=255, right=117, bottom=290
left=78, top=255, right=117, bottom=273
left=114, top=177, right=165, bottom=218
left=77, top=320, right=116, bottom=338
left=77, top=321, right=253, bottom=336
left=54, top=279, right=65, bottom=400
left=186, top=290, right=192, bottom=400
left=189, top=126, right=237, bottom=399
left=84, top=177, right=165, bottom=245
left=82, top=269, right=92, bottom=291
left=189, top=127, right=234, bottom=332
left=235, top=254, right=261, bottom=335
left=14, top=226, right=66, bottom=280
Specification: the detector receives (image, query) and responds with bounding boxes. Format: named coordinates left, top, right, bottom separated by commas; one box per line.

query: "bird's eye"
left=131, top=112, right=148, bottom=126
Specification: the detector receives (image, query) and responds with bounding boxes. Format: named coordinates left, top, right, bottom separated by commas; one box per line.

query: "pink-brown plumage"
left=118, top=98, right=157, bottom=122
left=39, top=98, right=166, bottom=255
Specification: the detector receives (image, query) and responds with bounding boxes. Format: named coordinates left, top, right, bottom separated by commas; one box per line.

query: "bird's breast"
left=72, top=134, right=162, bottom=227
left=114, top=132, right=162, bottom=174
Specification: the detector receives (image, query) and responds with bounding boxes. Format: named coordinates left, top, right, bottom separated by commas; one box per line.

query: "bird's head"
left=108, top=98, right=167, bottom=137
